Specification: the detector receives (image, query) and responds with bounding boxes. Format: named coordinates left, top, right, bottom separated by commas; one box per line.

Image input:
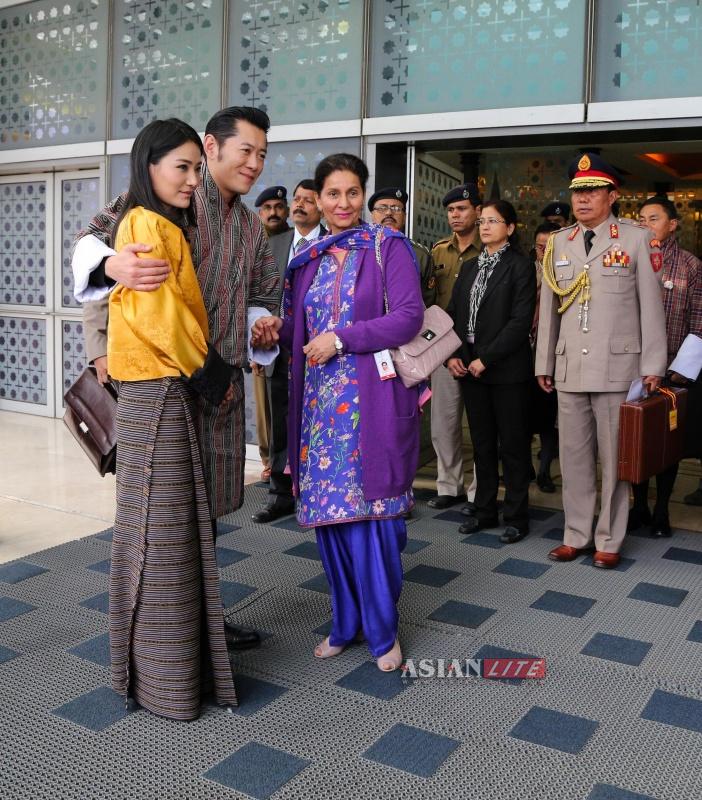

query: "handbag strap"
left=374, top=228, right=390, bottom=315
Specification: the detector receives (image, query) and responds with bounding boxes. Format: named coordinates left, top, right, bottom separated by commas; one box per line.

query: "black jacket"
left=446, top=246, right=536, bottom=384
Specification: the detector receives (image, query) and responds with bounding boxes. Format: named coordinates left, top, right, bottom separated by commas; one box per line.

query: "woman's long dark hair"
left=114, top=118, right=203, bottom=243
left=482, top=198, right=523, bottom=252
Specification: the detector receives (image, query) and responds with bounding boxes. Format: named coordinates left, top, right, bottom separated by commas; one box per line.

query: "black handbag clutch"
left=63, top=365, right=118, bottom=476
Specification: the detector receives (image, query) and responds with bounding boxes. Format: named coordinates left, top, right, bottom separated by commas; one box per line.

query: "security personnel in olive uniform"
left=428, top=183, right=482, bottom=509
left=535, top=154, right=667, bottom=569
left=368, top=186, right=436, bottom=306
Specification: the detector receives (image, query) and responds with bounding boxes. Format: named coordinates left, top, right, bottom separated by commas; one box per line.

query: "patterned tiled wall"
left=244, top=137, right=361, bottom=211
left=228, top=0, right=363, bottom=123
left=59, top=318, right=86, bottom=404
left=594, top=1, right=702, bottom=102
left=412, top=156, right=463, bottom=250
left=481, top=151, right=574, bottom=240
left=369, top=0, right=587, bottom=117
left=1, top=181, right=48, bottom=307
left=0, top=0, right=108, bottom=149
left=60, top=177, right=102, bottom=308
left=0, top=315, right=47, bottom=405
left=111, top=0, right=224, bottom=138
left=109, top=155, right=130, bottom=199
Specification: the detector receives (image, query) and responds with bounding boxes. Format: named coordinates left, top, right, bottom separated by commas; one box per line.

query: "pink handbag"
left=375, top=232, right=461, bottom=388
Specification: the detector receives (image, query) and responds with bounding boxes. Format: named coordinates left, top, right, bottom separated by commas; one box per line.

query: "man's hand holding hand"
left=251, top=316, right=282, bottom=348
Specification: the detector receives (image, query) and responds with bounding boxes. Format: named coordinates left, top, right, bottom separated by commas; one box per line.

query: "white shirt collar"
left=293, top=225, right=321, bottom=246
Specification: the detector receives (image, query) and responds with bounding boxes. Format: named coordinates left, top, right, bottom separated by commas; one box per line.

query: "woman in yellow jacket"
left=106, top=119, right=236, bottom=720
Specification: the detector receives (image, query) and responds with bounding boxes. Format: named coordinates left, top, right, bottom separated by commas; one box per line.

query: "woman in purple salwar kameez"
left=253, top=154, right=424, bottom=670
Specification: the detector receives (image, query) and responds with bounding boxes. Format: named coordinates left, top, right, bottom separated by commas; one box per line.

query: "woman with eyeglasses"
left=445, top=200, right=536, bottom=543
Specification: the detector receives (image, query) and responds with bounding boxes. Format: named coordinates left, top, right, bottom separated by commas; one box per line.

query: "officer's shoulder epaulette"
left=431, top=237, right=451, bottom=250
left=554, top=222, right=577, bottom=235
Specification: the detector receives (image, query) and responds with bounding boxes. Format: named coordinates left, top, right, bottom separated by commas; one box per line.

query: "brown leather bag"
left=618, top=386, right=687, bottom=483
left=63, top=366, right=118, bottom=476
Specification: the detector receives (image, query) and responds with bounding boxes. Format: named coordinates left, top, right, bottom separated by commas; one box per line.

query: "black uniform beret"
left=540, top=202, right=571, bottom=219
left=254, top=185, right=288, bottom=207
left=442, top=183, right=480, bottom=208
left=367, top=186, right=408, bottom=212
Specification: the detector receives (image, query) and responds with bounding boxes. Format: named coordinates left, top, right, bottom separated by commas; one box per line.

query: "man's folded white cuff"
left=72, top=235, right=117, bottom=303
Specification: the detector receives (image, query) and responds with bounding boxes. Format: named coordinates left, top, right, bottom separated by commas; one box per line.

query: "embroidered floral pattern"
left=297, top=249, right=412, bottom=527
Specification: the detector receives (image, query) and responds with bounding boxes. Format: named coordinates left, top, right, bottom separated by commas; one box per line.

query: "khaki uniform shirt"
left=431, top=233, right=480, bottom=310
left=535, top=215, right=667, bottom=393
left=411, top=239, right=436, bottom=307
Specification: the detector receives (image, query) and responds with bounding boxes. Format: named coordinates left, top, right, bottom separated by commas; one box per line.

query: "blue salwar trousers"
left=316, top=518, right=407, bottom=657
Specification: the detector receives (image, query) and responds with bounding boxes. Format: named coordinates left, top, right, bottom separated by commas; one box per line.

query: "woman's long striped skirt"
left=110, top=378, right=237, bottom=720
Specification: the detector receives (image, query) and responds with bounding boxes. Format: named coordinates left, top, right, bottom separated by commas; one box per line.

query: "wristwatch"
left=334, top=335, right=344, bottom=356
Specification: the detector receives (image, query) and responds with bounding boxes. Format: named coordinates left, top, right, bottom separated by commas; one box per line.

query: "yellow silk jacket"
left=108, top=207, right=209, bottom=381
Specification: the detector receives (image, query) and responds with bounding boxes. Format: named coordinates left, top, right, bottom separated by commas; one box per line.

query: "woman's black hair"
left=314, top=153, right=369, bottom=194
left=482, top=198, right=522, bottom=252
left=114, top=118, right=203, bottom=242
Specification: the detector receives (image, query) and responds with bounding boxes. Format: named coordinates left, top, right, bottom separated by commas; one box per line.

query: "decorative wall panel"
left=60, top=177, right=101, bottom=308
left=0, top=181, right=47, bottom=307
left=228, top=0, right=363, bottom=123
left=412, top=155, right=463, bottom=250
left=109, top=155, right=130, bottom=199
left=369, top=0, right=586, bottom=117
left=60, top=318, right=85, bottom=404
left=111, top=0, right=224, bottom=138
left=0, top=0, right=108, bottom=149
left=0, top=315, right=47, bottom=404
left=594, top=1, right=702, bottom=101
left=244, top=137, right=361, bottom=212
left=481, top=150, right=574, bottom=238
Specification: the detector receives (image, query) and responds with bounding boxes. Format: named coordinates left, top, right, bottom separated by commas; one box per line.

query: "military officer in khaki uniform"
left=535, top=154, right=667, bottom=569
left=427, top=183, right=482, bottom=510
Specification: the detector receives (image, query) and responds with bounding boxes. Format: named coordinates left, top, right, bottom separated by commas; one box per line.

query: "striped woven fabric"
left=75, top=163, right=280, bottom=517
left=110, top=378, right=237, bottom=721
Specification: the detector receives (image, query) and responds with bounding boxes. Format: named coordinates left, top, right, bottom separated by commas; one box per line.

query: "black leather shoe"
left=459, top=515, right=499, bottom=535
left=252, top=498, right=295, bottom=523
left=460, top=502, right=477, bottom=516
left=536, top=474, right=556, bottom=493
left=224, top=622, right=260, bottom=650
left=500, top=526, right=529, bottom=544
left=649, top=518, right=672, bottom=538
left=427, top=493, right=467, bottom=510
left=627, top=506, right=651, bottom=531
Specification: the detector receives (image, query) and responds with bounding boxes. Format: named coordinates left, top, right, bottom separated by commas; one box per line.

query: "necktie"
left=294, top=237, right=308, bottom=254
left=583, top=229, right=595, bottom=255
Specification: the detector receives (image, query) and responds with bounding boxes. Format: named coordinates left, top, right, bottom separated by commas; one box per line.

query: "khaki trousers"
left=430, top=364, right=476, bottom=499
left=558, top=390, right=629, bottom=553
left=253, top=369, right=271, bottom=467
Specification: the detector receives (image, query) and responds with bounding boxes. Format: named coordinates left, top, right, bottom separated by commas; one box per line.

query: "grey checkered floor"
left=2, top=483, right=702, bottom=800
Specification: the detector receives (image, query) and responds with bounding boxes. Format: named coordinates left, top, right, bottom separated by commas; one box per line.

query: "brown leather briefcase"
left=63, top=366, right=118, bottom=476
left=618, top=386, right=687, bottom=484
